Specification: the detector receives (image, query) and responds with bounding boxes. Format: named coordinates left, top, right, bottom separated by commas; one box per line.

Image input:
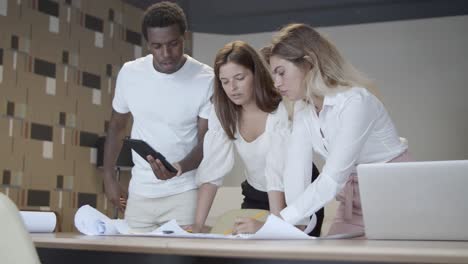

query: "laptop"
left=357, top=160, right=468, bottom=240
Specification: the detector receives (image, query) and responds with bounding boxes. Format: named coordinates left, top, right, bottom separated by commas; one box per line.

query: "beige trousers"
left=124, top=189, right=197, bottom=233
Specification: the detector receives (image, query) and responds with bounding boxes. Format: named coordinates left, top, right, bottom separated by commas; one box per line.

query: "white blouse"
left=196, top=102, right=290, bottom=192
left=280, top=87, right=408, bottom=226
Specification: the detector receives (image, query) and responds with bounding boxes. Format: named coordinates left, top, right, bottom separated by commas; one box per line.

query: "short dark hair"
left=141, top=1, right=187, bottom=41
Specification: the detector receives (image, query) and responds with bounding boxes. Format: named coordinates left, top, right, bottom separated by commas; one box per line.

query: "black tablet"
left=123, top=138, right=178, bottom=173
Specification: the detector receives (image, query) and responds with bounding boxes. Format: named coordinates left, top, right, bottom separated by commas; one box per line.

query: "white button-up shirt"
left=280, top=87, right=408, bottom=226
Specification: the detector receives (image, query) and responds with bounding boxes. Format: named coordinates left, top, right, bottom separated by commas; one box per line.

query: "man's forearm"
left=177, top=117, right=208, bottom=174
left=178, top=141, right=203, bottom=174
left=103, top=131, right=121, bottom=177
left=103, top=112, right=129, bottom=180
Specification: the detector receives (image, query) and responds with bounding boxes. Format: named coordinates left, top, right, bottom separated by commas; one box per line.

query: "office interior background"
left=0, top=0, right=467, bottom=232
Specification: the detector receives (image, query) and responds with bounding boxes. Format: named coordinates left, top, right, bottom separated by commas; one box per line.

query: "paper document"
left=75, top=205, right=361, bottom=239
left=252, top=213, right=311, bottom=239
left=20, top=211, right=57, bottom=233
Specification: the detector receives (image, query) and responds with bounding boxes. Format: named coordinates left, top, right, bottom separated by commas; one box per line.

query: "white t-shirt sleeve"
left=198, top=77, right=214, bottom=119
left=112, top=66, right=130, bottom=114
left=281, top=95, right=378, bottom=225
left=195, top=108, right=235, bottom=186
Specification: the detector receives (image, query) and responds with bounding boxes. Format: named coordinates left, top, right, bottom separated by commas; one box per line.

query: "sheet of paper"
left=250, top=214, right=313, bottom=239
left=75, top=205, right=304, bottom=239
left=148, top=220, right=240, bottom=239
left=113, top=219, right=235, bottom=239
left=20, top=211, right=57, bottom=233
left=74, top=205, right=359, bottom=239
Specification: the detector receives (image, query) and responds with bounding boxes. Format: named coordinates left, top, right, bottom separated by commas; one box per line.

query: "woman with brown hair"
left=192, top=41, right=322, bottom=235
left=234, top=24, right=410, bottom=236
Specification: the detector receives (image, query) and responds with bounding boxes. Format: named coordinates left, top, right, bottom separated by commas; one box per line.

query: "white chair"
left=0, top=193, right=41, bottom=264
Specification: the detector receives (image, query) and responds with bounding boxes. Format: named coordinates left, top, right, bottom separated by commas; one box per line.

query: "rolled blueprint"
left=20, top=211, right=57, bottom=233
left=74, top=205, right=121, bottom=235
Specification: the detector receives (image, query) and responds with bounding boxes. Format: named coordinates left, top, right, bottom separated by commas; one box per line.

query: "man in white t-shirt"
left=103, top=2, right=213, bottom=232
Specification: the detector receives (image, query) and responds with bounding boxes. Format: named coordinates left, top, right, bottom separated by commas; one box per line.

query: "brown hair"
left=213, top=41, right=281, bottom=140
left=269, top=23, right=378, bottom=99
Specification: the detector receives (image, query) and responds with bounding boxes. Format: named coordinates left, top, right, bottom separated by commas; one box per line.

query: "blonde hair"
left=269, top=23, right=379, bottom=101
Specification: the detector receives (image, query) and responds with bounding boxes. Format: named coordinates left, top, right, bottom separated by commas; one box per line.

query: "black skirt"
left=240, top=163, right=324, bottom=237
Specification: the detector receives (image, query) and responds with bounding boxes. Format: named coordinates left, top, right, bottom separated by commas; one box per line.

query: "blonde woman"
left=234, top=24, right=410, bottom=236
